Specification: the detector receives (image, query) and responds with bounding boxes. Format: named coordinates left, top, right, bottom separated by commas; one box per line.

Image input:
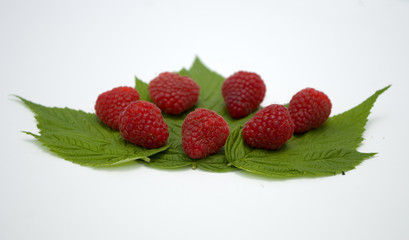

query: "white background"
left=1, top=0, right=408, bottom=239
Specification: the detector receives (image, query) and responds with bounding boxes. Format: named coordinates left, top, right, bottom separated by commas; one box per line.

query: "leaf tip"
left=369, top=152, right=377, bottom=157
left=377, top=85, right=391, bottom=95
left=22, top=131, right=39, bottom=138
left=193, top=55, right=202, bottom=63
left=190, top=56, right=207, bottom=71
left=13, top=95, right=27, bottom=103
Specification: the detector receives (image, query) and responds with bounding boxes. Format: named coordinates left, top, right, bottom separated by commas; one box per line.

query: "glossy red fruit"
left=95, top=86, right=140, bottom=130
left=242, top=104, right=294, bottom=150
left=288, top=88, right=332, bottom=133
left=222, top=71, right=266, bottom=119
left=149, top=72, right=200, bottom=115
left=182, top=108, right=230, bottom=159
left=119, top=101, right=169, bottom=148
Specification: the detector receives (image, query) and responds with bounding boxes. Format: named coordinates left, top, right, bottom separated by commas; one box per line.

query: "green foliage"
left=19, top=57, right=389, bottom=178
left=225, top=86, right=390, bottom=177
left=19, top=97, right=169, bottom=167
left=144, top=58, right=249, bottom=172
left=134, top=76, right=151, bottom=101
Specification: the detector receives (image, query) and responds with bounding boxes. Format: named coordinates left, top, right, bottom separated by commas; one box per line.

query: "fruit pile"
left=95, top=71, right=331, bottom=159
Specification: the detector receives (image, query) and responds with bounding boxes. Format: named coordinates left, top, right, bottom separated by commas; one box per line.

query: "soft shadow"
left=234, top=168, right=340, bottom=182
left=364, top=116, right=384, bottom=130
left=93, top=161, right=141, bottom=172
left=23, top=137, right=43, bottom=147
left=143, top=164, right=192, bottom=173
left=11, top=95, right=23, bottom=104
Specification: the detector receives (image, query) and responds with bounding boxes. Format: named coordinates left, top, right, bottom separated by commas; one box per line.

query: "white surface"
left=1, top=0, right=408, bottom=239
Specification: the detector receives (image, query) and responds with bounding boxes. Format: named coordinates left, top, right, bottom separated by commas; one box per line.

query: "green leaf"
left=20, top=57, right=389, bottom=177
left=225, top=86, right=390, bottom=177
left=145, top=58, right=243, bottom=172
left=19, top=97, right=169, bottom=167
left=134, top=76, right=151, bottom=101
left=182, top=57, right=258, bottom=129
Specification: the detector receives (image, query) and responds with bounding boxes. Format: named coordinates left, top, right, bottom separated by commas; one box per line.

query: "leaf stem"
left=192, top=162, right=197, bottom=170
left=140, top=156, right=151, bottom=163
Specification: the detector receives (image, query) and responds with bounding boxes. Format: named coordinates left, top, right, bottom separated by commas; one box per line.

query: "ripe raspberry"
left=242, top=104, right=294, bottom=150
left=288, top=88, right=332, bottom=133
left=119, top=101, right=169, bottom=148
left=182, top=108, right=230, bottom=159
left=149, top=72, right=200, bottom=115
left=95, top=86, right=140, bottom=130
left=222, top=71, right=266, bottom=119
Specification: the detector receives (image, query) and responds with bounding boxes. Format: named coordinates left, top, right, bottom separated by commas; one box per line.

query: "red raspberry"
left=119, top=101, right=169, bottom=148
left=149, top=72, right=200, bottom=115
left=288, top=88, right=332, bottom=133
left=182, top=108, right=230, bottom=159
left=95, top=86, right=140, bottom=130
left=222, top=71, right=266, bottom=119
left=242, top=104, right=294, bottom=150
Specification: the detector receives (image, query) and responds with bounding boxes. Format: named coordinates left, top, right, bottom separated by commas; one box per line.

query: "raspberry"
left=95, top=86, right=140, bottom=130
left=119, top=101, right=169, bottom=148
left=182, top=108, right=230, bottom=159
left=242, top=104, right=294, bottom=150
left=149, top=72, right=200, bottom=115
left=222, top=71, right=266, bottom=119
left=288, top=88, right=332, bottom=133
